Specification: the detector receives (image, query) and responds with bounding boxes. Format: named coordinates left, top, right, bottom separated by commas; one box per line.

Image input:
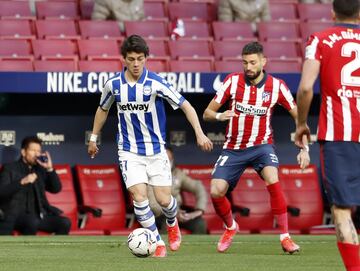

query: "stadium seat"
left=80, top=0, right=95, bottom=19
left=176, top=21, right=213, bottom=40
left=0, top=40, right=33, bottom=60
left=78, top=60, right=122, bottom=72
left=35, top=20, right=80, bottom=40
left=146, top=39, right=169, bottom=58
left=231, top=168, right=274, bottom=233
left=279, top=165, right=324, bottom=233
left=168, top=2, right=215, bottom=21
left=257, top=21, right=300, bottom=42
left=77, top=39, right=121, bottom=60
left=269, top=3, right=299, bottom=21
left=33, top=60, right=78, bottom=71
left=79, top=20, right=123, bottom=41
left=262, top=41, right=301, bottom=60
left=168, top=40, right=213, bottom=60
left=124, top=21, right=169, bottom=40
left=0, top=20, right=34, bottom=40
left=169, top=59, right=213, bottom=72
left=74, top=165, right=129, bottom=235
left=177, top=165, right=224, bottom=233
left=32, top=40, right=78, bottom=60
left=212, top=21, right=256, bottom=41
left=35, top=1, right=79, bottom=20
left=265, top=59, right=301, bottom=73
left=146, top=58, right=169, bottom=72
left=0, top=1, right=34, bottom=20
left=299, top=21, right=333, bottom=42
left=213, top=40, right=249, bottom=60
left=214, top=60, right=242, bottom=73
left=0, top=59, right=33, bottom=71
left=297, top=3, right=332, bottom=22
left=144, top=1, right=168, bottom=20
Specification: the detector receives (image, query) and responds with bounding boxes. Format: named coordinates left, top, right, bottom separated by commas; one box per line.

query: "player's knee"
left=156, top=196, right=171, bottom=207
left=210, top=182, right=227, bottom=198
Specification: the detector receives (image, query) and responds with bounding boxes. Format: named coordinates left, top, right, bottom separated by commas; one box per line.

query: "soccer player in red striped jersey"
left=203, top=41, right=309, bottom=254
left=295, top=0, right=360, bottom=269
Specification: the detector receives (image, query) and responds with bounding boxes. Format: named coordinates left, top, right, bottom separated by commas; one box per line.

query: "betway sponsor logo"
left=235, top=102, right=267, bottom=116
left=337, top=86, right=360, bottom=98
left=37, top=132, right=64, bottom=145
left=119, top=103, right=149, bottom=112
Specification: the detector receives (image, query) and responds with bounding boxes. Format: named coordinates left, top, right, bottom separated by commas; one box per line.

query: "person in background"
left=295, top=0, right=360, bottom=269
left=91, top=0, right=145, bottom=33
left=148, top=147, right=208, bottom=234
left=0, top=136, right=71, bottom=235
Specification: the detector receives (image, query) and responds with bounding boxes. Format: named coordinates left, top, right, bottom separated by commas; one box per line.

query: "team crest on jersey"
left=113, top=89, right=120, bottom=94
left=262, top=91, right=270, bottom=102
left=143, top=85, right=152, bottom=96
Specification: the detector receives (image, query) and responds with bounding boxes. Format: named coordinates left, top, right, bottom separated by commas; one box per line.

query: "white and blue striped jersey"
left=99, top=68, right=185, bottom=156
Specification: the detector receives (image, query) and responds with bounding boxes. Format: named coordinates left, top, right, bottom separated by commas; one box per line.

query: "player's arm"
left=180, top=100, right=213, bottom=152
left=203, top=99, right=237, bottom=121
left=88, top=107, right=109, bottom=159
left=295, top=59, right=320, bottom=148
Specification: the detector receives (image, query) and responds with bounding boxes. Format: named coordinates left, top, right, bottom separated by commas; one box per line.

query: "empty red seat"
left=144, top=1, right=168, bottom=20
left=0, top=20, right=34, bottom=39
left=78, top=39, right=121, bottom=60
left=298, top=3, right=332, bottom=22
left=36, top=1, right=79, bottom=19
left=168, top=40, right=213, bottom=60
left=75, top=165, right=129, bottom=235
left=0, top=40, right=32, bottom=60
left=32, top=40, right=78, bottom=60
left=170, top=59, right=213, bottom=72
left=265, top=59, right=301, bottom=73
left=212, top=21, right=255, bottom=41
left=213, top=40, right=248, bottom=60
left=279, top=165, right=324, bottom=232
left=79, top=20, right=123, bottom=41
left=146, top=39, right=169, bottom=58
left=269, top=3, right=298, bottom=21
left=262, top=41, right=300, bottom=60
left=168, top=2, right=215, bottom=21
left=36, top=20, right=79, bottom=40
left=78, top=60, right=122, bottom=72
left=0, top=59, right=33, bottom=71
left=0, top=1, right=34, bottom=20
left=214, top=60, right=242, bottom=73
left=146, top=58, right=169, bottom=72
left=178, top=21, right=212, bottom=40
left=124, top=21, right=169, bottom=39
left=231, top=168, right=274, bottom=232
left=258, top=21, right=300, bottom=41
left=300, top=21, right=333, bottom=42
left=34, top=60, right=78, bottom=71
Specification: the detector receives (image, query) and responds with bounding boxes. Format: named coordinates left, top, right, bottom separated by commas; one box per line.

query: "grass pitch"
left=0, top=234, right=344, bottom=271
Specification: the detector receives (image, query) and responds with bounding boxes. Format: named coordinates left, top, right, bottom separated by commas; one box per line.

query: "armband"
left=89, top=134, right=98, bottom=143
left=215, top=113, right=221, bottom=120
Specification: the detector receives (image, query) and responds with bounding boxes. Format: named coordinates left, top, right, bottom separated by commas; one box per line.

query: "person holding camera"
left=0, top=136, right=71, bottom=235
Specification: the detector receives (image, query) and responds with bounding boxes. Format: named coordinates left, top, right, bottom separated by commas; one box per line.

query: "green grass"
left=0, top=235, right=344, bottom=271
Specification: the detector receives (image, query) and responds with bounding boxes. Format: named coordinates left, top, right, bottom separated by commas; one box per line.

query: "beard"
left=244, top=69, right=262, bottom=81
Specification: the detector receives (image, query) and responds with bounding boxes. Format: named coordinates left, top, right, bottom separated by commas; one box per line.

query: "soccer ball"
left=127, top=228, right=157, bottom=257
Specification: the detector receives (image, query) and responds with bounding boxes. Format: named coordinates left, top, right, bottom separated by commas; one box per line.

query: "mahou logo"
left=36, top=132, right=65, bottom=145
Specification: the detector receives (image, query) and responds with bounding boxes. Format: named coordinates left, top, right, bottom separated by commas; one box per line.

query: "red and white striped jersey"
left=214, top=73, right=296, bottom=150
left=305, top=23, right=360, bottom=142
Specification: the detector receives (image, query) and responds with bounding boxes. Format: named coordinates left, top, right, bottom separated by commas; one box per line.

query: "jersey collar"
left=120, top=67, right=148, bottom=84
left=244, top=71, right=268, bottom=88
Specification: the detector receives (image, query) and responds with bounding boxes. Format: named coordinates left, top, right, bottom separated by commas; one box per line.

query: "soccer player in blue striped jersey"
left=88, top=35, right=213, bottom=257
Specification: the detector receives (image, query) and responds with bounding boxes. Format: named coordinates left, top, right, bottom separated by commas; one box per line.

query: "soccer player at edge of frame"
left=87, top=35, right=213, bottom=258
left=295, top=0, right=360, bottom=270
left=203, top=41, right=310, bottom=254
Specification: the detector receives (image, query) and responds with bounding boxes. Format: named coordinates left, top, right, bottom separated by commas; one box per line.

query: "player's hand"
left=36, top=151, right=53, bottom=171
left=297, top=149, right=310, bottom=169
left=20, top=173, right=37, bottom=185
left=295, top=124, right=311, bottom=148
left=196, top=133, right=213, bottom=152
left=88, top=141, right=99, bottom=159
left=217, top=110, right=238, bottom=121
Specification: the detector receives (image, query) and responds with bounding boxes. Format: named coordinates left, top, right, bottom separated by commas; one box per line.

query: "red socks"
left=212, top=196, right=233, bottom=228
left=266, top=182, right=288, bottom=234
left=337, top=242, right=360, bottom=270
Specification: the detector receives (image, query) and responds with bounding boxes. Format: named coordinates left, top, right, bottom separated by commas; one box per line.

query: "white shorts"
left=118, top=150, right=172, bottom=189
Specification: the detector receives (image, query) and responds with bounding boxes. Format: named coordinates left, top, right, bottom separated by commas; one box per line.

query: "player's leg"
left=320, top=141, right=360, bottom=270
left=255, top=144, right=299, bottom=254
left=149, top=151, right=181, bottom=252
left=211, top=150, right=245, bottom=252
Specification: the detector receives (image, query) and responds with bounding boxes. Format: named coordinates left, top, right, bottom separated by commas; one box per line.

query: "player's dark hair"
left=121, top=35, right=149, bottom=58
left=21, top=136, right=42, bottom=150
left=242, top=42, right=264, bottom=56
left=333, top=0, right=360, bottom=20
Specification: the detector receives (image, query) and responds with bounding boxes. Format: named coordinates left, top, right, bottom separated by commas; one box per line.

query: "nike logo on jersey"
left=119, top=103, right=149, bottom=111
left=235, top=102, right=267, bottom=116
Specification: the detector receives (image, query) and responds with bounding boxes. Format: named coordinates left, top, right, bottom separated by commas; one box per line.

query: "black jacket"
left=0, top=159, right=62, bottom=220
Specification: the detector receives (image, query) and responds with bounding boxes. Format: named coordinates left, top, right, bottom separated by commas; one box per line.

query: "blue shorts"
left=320, top=141, right=360, bottom=207
left=212, top=144, right=279, bottom=191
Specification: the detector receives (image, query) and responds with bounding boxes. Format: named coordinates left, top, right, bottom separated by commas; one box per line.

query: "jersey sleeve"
left=277, top=80, right=296, bottom=111
left=156, top=79, right=185, bottom=110
left=214, top=74, right=232, bottom=104
left=305, top=34, right=322, bottom=61
left=99, top=79, right=115, bottom=110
